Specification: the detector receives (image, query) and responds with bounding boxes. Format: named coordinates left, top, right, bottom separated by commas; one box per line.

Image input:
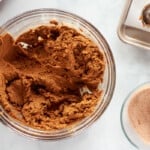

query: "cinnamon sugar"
left=128, top=86, right=150, bottom=143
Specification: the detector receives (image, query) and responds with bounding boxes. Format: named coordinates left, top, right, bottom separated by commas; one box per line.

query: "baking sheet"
left=125, top=0, right=150, bottom=32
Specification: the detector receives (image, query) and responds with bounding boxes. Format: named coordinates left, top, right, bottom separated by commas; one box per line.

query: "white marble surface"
left=0, top=0, right=150, bottom=150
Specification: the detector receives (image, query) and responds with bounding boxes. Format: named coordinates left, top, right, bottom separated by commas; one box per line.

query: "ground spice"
left=128, top=86, right=150, bottom=143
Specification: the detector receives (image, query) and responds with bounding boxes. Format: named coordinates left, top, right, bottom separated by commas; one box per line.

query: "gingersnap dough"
left=0, top=22, right=105, bottom=130
left=140, top=4, right=150, bottom=27
left=128, top=87, right=150, bottom=143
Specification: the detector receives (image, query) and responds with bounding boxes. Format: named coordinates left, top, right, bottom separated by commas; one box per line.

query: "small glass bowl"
left=121, top=83, right=150, bottom=150
left=0, top=9, right=116, bottom=140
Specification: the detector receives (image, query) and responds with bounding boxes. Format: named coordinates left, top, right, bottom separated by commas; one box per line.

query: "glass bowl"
left=121, top=83, right=150, bottom=150
left=0, top=9, right=116, bottom=140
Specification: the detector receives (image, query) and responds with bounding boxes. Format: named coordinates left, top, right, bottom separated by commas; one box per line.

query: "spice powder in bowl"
left=128, top=84, right=150, bottom=144
left=0, top=21, right=105, bottom=130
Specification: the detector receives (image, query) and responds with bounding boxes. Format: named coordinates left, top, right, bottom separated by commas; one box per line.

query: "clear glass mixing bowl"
left=0, top=9, right=116, bottom=140
left=121, top=82, right=150, bottom=150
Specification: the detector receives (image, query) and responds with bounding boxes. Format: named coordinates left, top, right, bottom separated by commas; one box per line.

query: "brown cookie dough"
left=140, top=4, right=150, bottom=27
left=0, top=22, right=105, bottom=130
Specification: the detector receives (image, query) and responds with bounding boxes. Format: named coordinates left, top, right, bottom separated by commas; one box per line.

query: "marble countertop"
left=0, top=0, right=150, bottom=150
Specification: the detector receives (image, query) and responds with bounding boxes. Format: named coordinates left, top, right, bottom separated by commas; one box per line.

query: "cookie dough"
left=141, top=4, right=150, bottom=27
left=0, top=22, right=105, bottom=130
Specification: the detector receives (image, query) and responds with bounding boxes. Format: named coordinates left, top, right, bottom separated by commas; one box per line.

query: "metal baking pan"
left=118, top=0, right=150, bottom=50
